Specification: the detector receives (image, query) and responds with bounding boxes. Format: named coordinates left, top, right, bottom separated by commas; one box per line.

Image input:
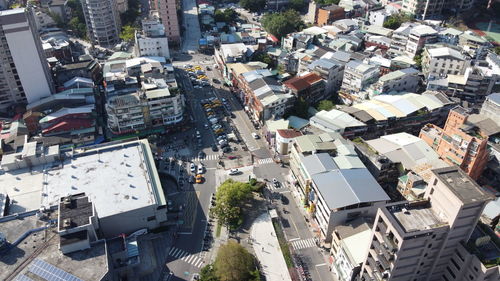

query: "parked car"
left=211, top=144, right=218, bottom=152
left=272, top=178, right=280, bottom=188
left=190, top=163, right=196, bottom=172
left=196, top=131, right=201, bottom=138
left=198, top=151, right=206, bottom=158
left=228, top=169, right=240, bottom=175
left=223, top=147, right=231, bottom=153
left=252, top=133, right=260, bottom=139
left=196, top=174, right=203, bottom=183
left=197, top=164, right=204, bottom=174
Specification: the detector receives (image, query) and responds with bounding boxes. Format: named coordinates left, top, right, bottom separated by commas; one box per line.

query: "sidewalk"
left=250, top=213, right=292, bottom=281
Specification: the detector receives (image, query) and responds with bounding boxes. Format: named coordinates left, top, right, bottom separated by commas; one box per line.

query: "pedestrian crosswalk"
left=190, top=154, right=218, bottom=162
left=257, top=158, right=274, bottom=165
left=267, top=183, right=285, bottom=191
left=291, top=238, right=317, bottom=251
left=168, top=247, right=205, bottom=268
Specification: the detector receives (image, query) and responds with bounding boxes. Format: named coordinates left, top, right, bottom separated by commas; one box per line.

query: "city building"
left=422, top=47, right=469, bottom=79
left=317, top=5, right=345, bottom=26
left=275, top=129, right=303, bottom=155
left=0, top=139, right=168, bottom=237
left=480, top=93, right=500, bottom=125
left=307, top=58, right=345, bottom=97
left=458, top=32, right=491, bottom=59
left=339, top=60, right=379, bottom=104
left=0, top=8, right=54, bottom=111
left=80, top=0, right=121, bottom=47
left=358, top=166, right=495, bottom=281
left=368, top=9, right=391, bottom=27
left=401, top=0, right=445, bottom=19
left=103, top=57, right=184, bottom=135
left=152, top=0, right=181, bottom=45
left=405, top=25, right=438, bottom=58
left=330, top=218, right=373, bottom=281
left=370, top=68, right=419, bottom=96
left=283, top=72, right=327, bottom=104
left=310, top=109, right=368, bottom=138
left=419, top=106, right=490, bottom=180
left=388, top=23, right=417, bottom=58
left=135, top=18, right=170, bottom=58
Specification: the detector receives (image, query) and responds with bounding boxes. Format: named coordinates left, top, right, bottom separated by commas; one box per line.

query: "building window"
left=430, top=188, right=434, bottom=195
left=446, top=266, right=456, bottom=278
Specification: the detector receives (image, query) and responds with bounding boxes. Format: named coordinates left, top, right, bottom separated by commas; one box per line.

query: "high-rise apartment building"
left=419, top=106, right=490, bottom=180
left=81, top=0, right=121, bottom=47
left=0, top=8, right=54, bottom=111
left=152, top=0, right=180, bottom=45
left=358, top=166, right=494, bottom=281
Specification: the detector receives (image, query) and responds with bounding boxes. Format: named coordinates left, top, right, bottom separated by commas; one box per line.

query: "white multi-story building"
left=358, top=167, right=495, bottom=281
left=308, top=58, right=345, bottom=97
left=405, top=25, right=437, bottom=58
left=340, top=60, right=379, bottom=104
left=401, top=0, right=446, bottom=19
left=81, top=0, right=121, bottom=47
left=371, top=68, right=420, bottom=96
left=422, top=47, right=469, bottom=79
left=135, top=19, right=170, bottom=58
left=0, top=8, right=54, bottom=111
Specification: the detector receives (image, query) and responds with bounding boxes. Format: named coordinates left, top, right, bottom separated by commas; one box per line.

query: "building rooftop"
left=0, top=215, right=108, bottom=281
left=283, top=72, right=324, bottom=92
left=389, top=203, right=447, bottom=233
left=58, top=194, right=94, bottom=230
left=311, top=168, right=389, bottom=210
left=335, top=218, right=372, bottom=264
left=0, top=139, right=165, bottom=218
left=295, top=134, right=337, bottom=153
left=432, top=167, right=493, bottom=204
left=427, top=47, right=465, bottom=60
left=378, top=68, right=418, bottom=83
left=311, top=109, right=366, bottom=132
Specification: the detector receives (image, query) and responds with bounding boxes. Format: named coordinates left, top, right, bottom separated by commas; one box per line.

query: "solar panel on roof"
left=15, top=275, right=34, bottom=281
left=29, top=258, right=84, bottom=281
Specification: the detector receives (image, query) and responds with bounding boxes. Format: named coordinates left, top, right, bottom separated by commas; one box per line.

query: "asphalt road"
left=181, top=0, right=201, bottom=53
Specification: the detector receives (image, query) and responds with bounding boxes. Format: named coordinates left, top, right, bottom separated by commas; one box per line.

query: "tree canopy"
left=215, top=241, right=259, bottom=281
left=121, top=0, right=141, bottom=26
left=286, top=97, right=309, bottom=119
left=212, top=179, right=252, bottom=228
left=289, top=0, right=307, bottom=12
left=200, top=242, right=260, bottom=281
left=239, top=0, right=266, bottom=13
left=252, top=52, right=275, bottom=68
left=262, top=9, right=306, bottom=39
left=67, top=0, right=87, bottom=38
left=120, top=25, right=137, bottom=41
left=214, top=9, right=239, bottom=24
left=316, top=100, right=335, bottom=111
left=383, top=13, right=414, bottom=30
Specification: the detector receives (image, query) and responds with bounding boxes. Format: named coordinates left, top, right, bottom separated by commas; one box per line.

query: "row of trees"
left=262, top=9, right=306, bottom=39
left=214, top=8, right=239, bottom=24
left=200, top=241, right=261, bottom=281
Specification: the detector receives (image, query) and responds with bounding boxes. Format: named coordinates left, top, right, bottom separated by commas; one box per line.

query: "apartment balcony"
left=381, top=235, right=398, bottom=253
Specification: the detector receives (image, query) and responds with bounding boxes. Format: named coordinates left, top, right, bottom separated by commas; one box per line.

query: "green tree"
left=494, top=46, right=500, bottom=55
left=214, top=241, right=258, bottom=281
left=251, top=52, right=275, bottom=68
left=239, top=0, right=266, bottom=13
left=286, top=97, right=309, bottom=119
left=200, top=264, right=219, bottom=281
left=316, top=100, right=335, bottom=111
left=214, top=8, right=239, bottom=24
left=120, top=25, right=137, bottom=41
left=262, top=9, right=306, bottom=39
left=289, top=0, right=306, bottom=11
left=121, top=0, right=141, bottom=26
left=67, top=0, right=87, bottom=38
left=212, top=179, right=252, bottom=228
left=383, top=13, right=414, bottom=30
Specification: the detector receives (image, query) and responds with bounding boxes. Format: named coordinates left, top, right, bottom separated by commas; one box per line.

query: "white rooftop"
left=427, top=47, right=465, bottom=60
left=0, top=139, right=165, bottom=217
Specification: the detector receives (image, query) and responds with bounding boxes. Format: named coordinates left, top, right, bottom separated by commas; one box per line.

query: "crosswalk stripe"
left=257, top=158, right=274, bottom=165
left=291, top=238, right=316, bottom=250
left=168, top=247, right=204, bottom=268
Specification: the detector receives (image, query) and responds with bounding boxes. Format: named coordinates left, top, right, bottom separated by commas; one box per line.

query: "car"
left=196, top=174, right=203, bottom=183
left=223, top=147, right=231, bottom=153
left=188, top=176, right=195, bottom=184
left=228, top=169, right=240, bottom=175
left=206, top=66, right=211, bottom=71
left=228, top=155, right=237, bottom=160
left=272, top=178, right=280, bottom=188
left=214, top=128, right=224, bottom=134
left=220, top=142, right=229, bottom=149
left=212, top=124, right=222, bottom=130
left=217, top=135, right=226, bottom=141
left=204, top=124, right=209, bottom=129
left=252, top=133, right=260, bottom=139
left=198, top=151, right=206, bottom=158
left=196, top=131, right=201, bottom=138
left=212, top=78, right=220, bottom=83
left=211, top=144, right=218, bottom=152
left=197, top=164, right=204, bottom=174
left=230, top=113, right=236, bottom=118
left=190, top=163, right=196, bottom=172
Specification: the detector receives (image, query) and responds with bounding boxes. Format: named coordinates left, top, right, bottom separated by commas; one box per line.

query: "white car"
left=197, top=164, right=204, bottom=174
left=196, top=131, right=201, bottom=139
left=190, top=163, right=196, bottom=172
left=228, top=169, right=239, bottom=175
left=252, top=133, right=260, bottom=139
